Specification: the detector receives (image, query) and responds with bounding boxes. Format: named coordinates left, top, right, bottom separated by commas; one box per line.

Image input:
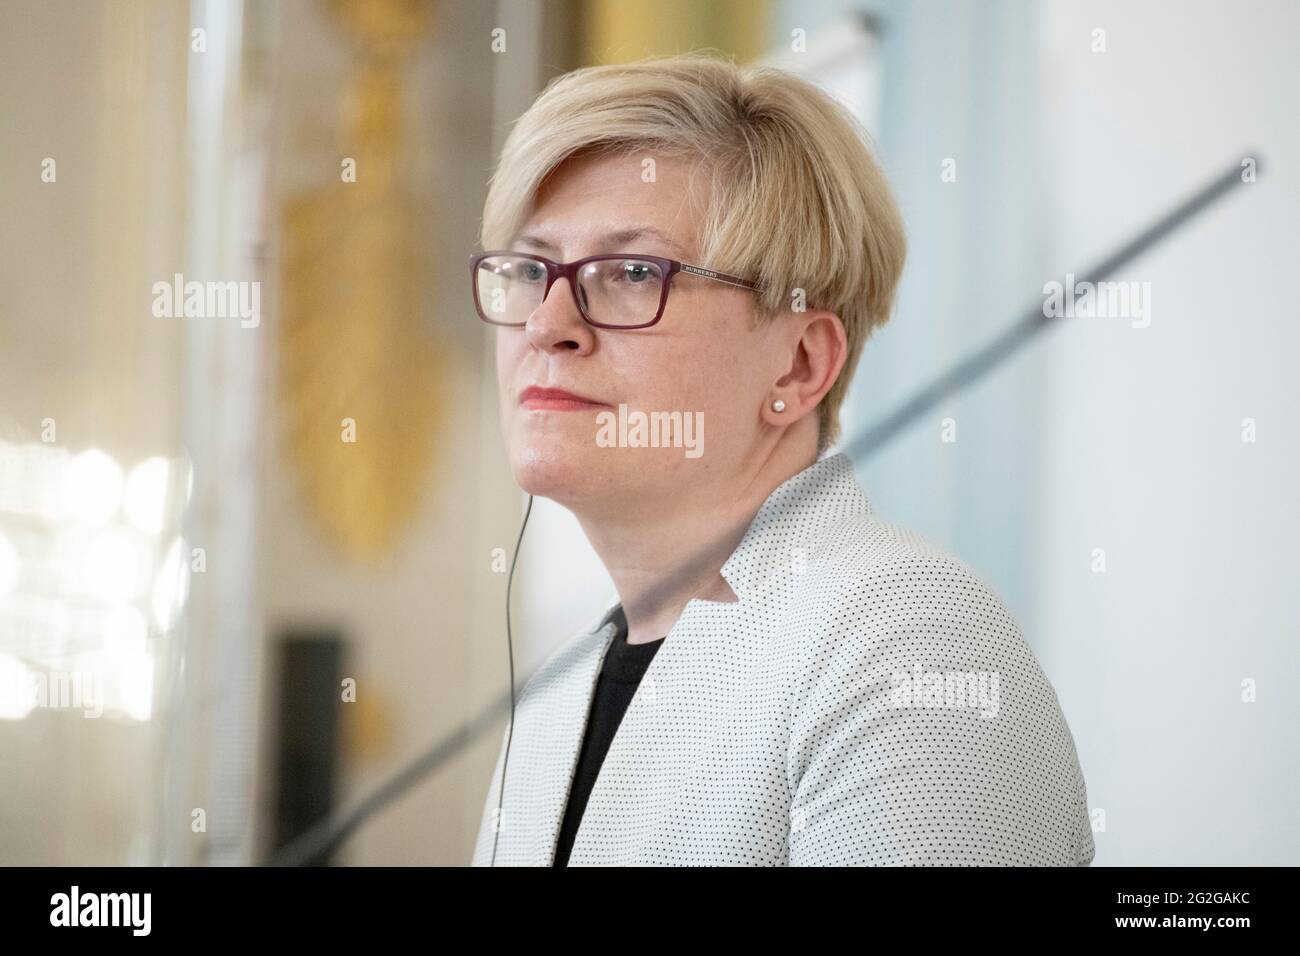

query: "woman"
left=469, top=52, right=1094, bottom=866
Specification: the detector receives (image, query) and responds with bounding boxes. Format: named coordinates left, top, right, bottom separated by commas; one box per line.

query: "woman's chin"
left=508, top=441, right=603, bottom=502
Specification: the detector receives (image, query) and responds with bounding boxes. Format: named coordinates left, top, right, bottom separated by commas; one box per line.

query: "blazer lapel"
left=525, top=603, right=620, bottom=866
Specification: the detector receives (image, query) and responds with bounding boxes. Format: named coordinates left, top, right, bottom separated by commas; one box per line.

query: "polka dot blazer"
left=472, top=452, right=1095, bottom=866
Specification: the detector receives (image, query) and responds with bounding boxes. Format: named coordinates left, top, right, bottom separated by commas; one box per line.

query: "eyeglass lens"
left=475, top=254, right=666, bottom=327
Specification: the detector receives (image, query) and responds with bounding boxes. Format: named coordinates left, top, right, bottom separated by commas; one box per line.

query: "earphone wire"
left=491, top=492, right=533, bottom=867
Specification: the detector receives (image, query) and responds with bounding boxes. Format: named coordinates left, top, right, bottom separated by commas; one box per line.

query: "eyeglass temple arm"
left=678, top=261, right=764, bottom=293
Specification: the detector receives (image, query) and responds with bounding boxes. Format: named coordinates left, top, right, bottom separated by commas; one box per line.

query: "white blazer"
left=471, top=452, right=1095, bottom=866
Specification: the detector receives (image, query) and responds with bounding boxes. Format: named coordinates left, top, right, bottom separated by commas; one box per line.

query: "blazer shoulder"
left=812, top=505, right=993, bottom=585
left=806, top=513, right=1035, bottom=677
left=787, top=517, right=1095, bottom=865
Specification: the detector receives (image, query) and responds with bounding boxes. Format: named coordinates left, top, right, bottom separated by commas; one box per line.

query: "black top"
left=552, top=608, right=664, bottom=866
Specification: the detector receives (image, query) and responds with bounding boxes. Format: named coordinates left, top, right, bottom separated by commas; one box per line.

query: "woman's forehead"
left=513, top=224, right=689, bottom=259
left=521, top=151, right=711, bottom=251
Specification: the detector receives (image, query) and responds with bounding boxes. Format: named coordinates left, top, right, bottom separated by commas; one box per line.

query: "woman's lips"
left=519, top=386, right=609, bottom=411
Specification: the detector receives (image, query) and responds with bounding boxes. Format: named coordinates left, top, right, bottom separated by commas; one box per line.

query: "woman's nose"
left=524, top=276, right=594, bottom=353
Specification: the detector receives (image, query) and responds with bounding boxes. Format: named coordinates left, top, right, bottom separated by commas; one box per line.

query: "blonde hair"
left=480, top=51, right=907, bottom=451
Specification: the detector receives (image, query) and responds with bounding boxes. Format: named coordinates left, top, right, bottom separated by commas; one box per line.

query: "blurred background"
left=0, top=0, right=1295, bottom=866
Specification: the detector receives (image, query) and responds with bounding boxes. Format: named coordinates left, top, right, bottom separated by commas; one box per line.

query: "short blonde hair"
left=481, top=51, right=907, bottom=451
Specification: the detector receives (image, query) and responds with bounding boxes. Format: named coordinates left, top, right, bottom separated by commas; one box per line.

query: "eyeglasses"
left=469, top=250, right=764, bottom=330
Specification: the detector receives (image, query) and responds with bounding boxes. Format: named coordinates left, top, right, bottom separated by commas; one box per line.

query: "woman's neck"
left=575, top=440, right=818, bottom=645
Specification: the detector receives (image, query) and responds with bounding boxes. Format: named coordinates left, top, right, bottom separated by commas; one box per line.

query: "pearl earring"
left=771, top=399, right=786, bottom=412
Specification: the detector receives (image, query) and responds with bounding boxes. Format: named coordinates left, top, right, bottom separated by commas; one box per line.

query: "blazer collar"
left=582, top=450, right=869, bottom=633
left=718, top=450, right=869, bottom=603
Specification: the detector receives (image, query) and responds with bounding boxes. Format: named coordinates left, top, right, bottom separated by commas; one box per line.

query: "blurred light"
left=0, top=440, right=68, bottom=519
left=81, top=528, right=147, bottom=603
left=0, top=529, right=19, bottom=598
left=104, top=606, right=148, bottom=661
left=123, top=456, right=171, bottom=535
left=119, top=652, right=154, bottom=721
left=151, top=536, right=190, bottom=632
left=62, top=449, right=123, bottom=525
left=179, top=452, right=194, bottom=507
left=0, top=653, right=36, bottom=721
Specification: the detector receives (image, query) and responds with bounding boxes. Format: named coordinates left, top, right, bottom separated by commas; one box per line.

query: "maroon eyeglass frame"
left=469, top=250, right=764, bottom=330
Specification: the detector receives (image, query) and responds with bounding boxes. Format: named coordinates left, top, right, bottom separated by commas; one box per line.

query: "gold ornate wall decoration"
left=579, top=0, right=771, bottom=65
left=280, top=0, right=442, bottom=562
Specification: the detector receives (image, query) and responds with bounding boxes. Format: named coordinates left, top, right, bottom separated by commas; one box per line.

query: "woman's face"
left=494, top=150, right=793, bottom=511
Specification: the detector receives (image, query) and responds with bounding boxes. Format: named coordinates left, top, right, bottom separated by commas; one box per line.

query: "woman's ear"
left=765, top=310, right=848, bottom=426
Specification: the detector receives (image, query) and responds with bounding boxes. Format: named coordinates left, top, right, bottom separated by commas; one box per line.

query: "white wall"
left=1033, top=0, right=1299, bottom=865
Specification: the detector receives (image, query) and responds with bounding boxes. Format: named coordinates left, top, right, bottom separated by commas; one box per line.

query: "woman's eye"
left=519, top=263, right=545, bottom=281
left=622, top=262, right=653, bottom=282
